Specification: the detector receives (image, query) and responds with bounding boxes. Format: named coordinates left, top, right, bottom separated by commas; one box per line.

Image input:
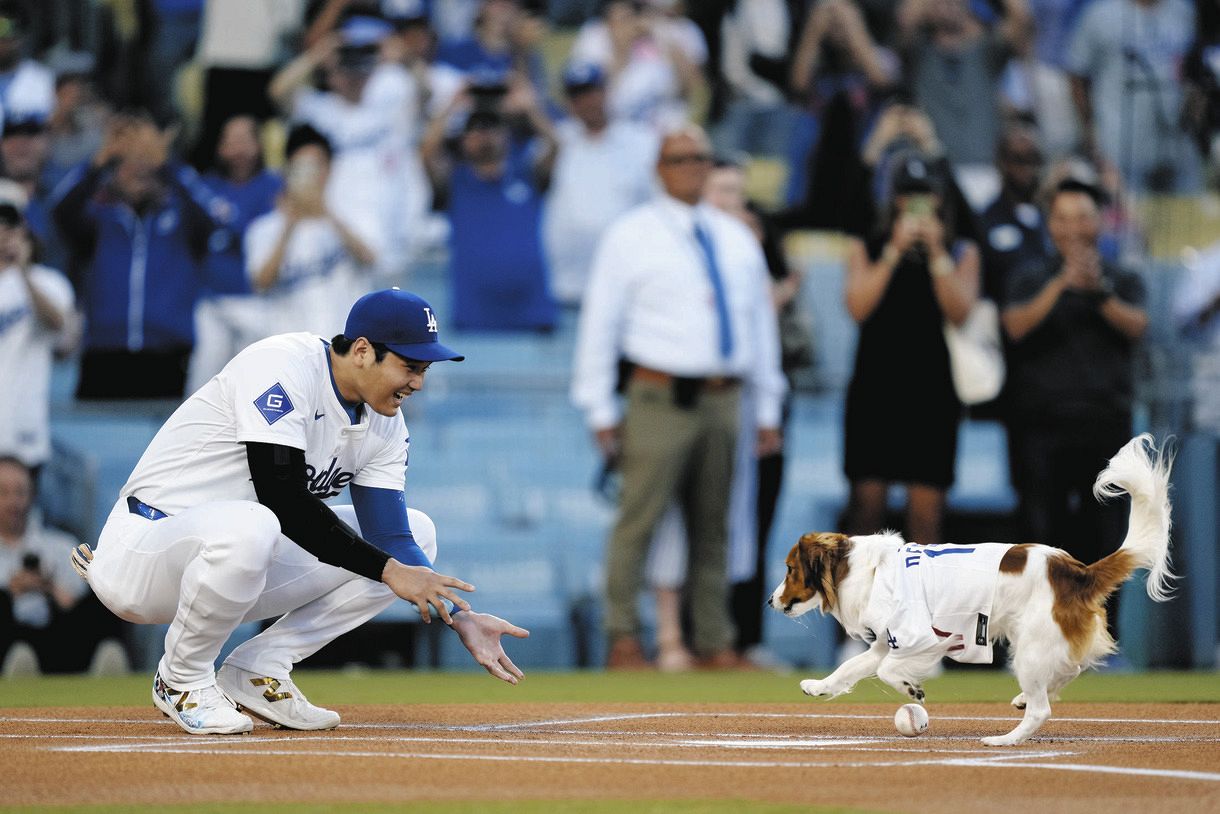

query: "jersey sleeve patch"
left=254, top=382, right=295, bottom=425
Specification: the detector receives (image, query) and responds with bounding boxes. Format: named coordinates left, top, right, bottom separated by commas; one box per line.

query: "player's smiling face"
left=363, top=352, right=430, bottom=416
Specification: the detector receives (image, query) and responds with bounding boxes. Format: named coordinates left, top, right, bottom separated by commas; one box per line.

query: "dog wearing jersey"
left=769, top=434, right=1174, bottom=746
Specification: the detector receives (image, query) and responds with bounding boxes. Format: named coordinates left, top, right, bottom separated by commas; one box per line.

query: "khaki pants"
left=604, top=377, right=739, bottom=654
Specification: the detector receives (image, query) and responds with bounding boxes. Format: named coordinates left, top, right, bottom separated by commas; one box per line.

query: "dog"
left=769, top=434, right=1174, bottom=746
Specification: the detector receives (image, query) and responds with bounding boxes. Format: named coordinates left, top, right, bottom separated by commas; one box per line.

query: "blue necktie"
left=693, top=220, right=734, bottom=358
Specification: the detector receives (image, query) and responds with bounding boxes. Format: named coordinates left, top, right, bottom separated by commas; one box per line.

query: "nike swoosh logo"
left=314, top=411, right=325, bottom=421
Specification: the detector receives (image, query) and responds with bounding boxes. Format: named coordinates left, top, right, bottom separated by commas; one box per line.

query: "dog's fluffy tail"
left=1091, top=433, right=1175, bottom=602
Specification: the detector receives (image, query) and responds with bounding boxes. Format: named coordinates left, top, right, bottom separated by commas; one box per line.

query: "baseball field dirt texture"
left=1, top=669, right=1217, bottom=813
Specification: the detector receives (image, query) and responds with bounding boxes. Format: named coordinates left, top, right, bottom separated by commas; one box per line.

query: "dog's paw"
left=903, top=682, right=925, bottom=702
left=981, top=734, right=1024, bottom=747
left=1011, top=692, right=1026, bottom=710
left=800, top=679, right=830, bottom=697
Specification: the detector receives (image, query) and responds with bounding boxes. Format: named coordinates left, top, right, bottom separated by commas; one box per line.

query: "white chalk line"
left=939, top=759, right=1220, bottom=783
left=440, top=711, right=1220, bottom=730
left=43, top=744, right=1068, bottom=770
left=6, top=711, right=1220, bottom=728
left=39, top=743, right=1220, bottom=782
left=38, top=732, right=1076, bottom=757
left=356, top=725, right=1220, bottom=743
left=5, top=718, right=1218, bottom=746
left=11, top=709, right=1218, bottom=783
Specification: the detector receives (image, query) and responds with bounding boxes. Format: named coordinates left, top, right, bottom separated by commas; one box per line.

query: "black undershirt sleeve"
left=245, top=441, right=392, bottom=582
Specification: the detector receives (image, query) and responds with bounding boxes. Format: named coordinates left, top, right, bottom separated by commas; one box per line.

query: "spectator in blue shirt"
left=51, top=112, right=231, bottom=399
left=186, top=114, right=281, bottom=393
left=421, top=77, right=558, bottom=332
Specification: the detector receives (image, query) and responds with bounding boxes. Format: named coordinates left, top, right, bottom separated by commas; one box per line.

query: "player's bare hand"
left=451, top=611, right=530, bottom=685
left=381, top=560, right=472, bottom=624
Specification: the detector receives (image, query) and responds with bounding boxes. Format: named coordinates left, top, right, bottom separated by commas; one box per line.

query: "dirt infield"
left=3, top=702, right=1219, bottom=812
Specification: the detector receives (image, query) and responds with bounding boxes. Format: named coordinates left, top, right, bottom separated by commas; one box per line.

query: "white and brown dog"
left=769, top=434, right=1174, bottom=746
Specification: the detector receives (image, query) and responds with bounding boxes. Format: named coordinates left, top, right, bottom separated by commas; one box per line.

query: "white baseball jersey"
left=243, top=211, right=362, bottom=337
left=121, top=332, right=409, bottom=515
left=860, top=542, right=1014, bottom=664
left=0, top=264, right=74, bottom=467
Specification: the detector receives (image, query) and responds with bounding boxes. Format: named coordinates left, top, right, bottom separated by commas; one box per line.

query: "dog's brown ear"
left=798, top=533, right=851, bottom=611
left=795, top=535, right=819, bottom=592
left=796, top=533, right=825, bottom=592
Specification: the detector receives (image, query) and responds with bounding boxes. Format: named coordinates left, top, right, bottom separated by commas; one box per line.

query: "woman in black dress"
left=842, top=153, right=979, bottom=545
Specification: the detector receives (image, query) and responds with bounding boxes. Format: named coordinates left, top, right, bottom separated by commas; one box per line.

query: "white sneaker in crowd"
left=152, top=671, right=253, bottom=735
left=1, top=642, right=40, bottom=677
left=217, top=663, right=340, bottom=731
left=742, top=645, right=793, bottom=673
left=89, top=639, right=130, bottom=677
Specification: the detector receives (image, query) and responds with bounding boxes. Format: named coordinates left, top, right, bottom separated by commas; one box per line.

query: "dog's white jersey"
left=122, top=332, right=409, bottom=515
left=861, top=542, right=1014, bottom=664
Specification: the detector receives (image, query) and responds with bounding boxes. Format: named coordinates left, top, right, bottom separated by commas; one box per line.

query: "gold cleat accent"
left=249, top=676, right=294, bottom=702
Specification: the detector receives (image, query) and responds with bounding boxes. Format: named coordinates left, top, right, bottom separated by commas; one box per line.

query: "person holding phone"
left=420, top=75, right=559, bottom=332
left=244, top=124, right=376, bottom=338
left=0, top=206, right=73, bottom=479
left=841, top=152, right=980, bottom=546
left=0, top=457, right=118, bottom=674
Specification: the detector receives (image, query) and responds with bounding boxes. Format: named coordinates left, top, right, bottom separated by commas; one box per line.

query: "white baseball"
left=894, top=703, right=929, bottom=737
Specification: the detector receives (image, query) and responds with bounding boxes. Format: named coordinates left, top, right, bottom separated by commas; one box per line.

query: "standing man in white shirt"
left=544, top=62, right=658, bottom=308
left=75, top=288, right=528, bottom=735
left=571, top=124, right=786, bottom=670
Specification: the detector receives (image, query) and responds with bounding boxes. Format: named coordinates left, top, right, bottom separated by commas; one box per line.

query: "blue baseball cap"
left=562, top=62, right=604, bottom=93
left=340, top=14, right=395, bottom=46
left=383, top=0, right=430, bottom=24
left=345, top=288, right=465, bottom=362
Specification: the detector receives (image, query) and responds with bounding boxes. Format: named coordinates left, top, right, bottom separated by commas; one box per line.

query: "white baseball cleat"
left=152, top=671, right=253, bottom=735
left=217, top=663, right=340, bottom=731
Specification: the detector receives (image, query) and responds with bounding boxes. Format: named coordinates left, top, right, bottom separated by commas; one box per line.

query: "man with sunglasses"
left=572, top=125, right=786, bottom=670
left=978, top=122, right=1051, bottom=305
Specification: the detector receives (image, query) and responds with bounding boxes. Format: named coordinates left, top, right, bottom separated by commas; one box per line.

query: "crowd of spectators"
left=0, top=0, right=1217, bottom=673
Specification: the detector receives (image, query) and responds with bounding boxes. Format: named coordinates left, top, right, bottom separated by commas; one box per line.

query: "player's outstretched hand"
left=451, top=611, right=530, bottom=685
left=381, top=561, right=473, bottom=624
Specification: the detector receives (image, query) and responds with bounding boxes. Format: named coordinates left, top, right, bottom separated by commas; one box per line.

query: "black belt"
left=127, top=496, right=168, bottom=521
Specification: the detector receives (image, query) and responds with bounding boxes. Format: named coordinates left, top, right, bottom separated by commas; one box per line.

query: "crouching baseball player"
left=70, top=288, right=528, bottom=735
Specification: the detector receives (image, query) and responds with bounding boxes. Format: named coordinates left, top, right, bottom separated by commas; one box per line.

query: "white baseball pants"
left=89, top=498, right=437, bottom=690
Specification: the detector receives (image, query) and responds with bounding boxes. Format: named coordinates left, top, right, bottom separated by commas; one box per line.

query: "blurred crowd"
left=2, top=0, right=1220, bottom=674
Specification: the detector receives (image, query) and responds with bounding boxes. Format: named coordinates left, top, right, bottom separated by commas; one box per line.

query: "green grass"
left=2, top=668, right=1218, bottom=708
